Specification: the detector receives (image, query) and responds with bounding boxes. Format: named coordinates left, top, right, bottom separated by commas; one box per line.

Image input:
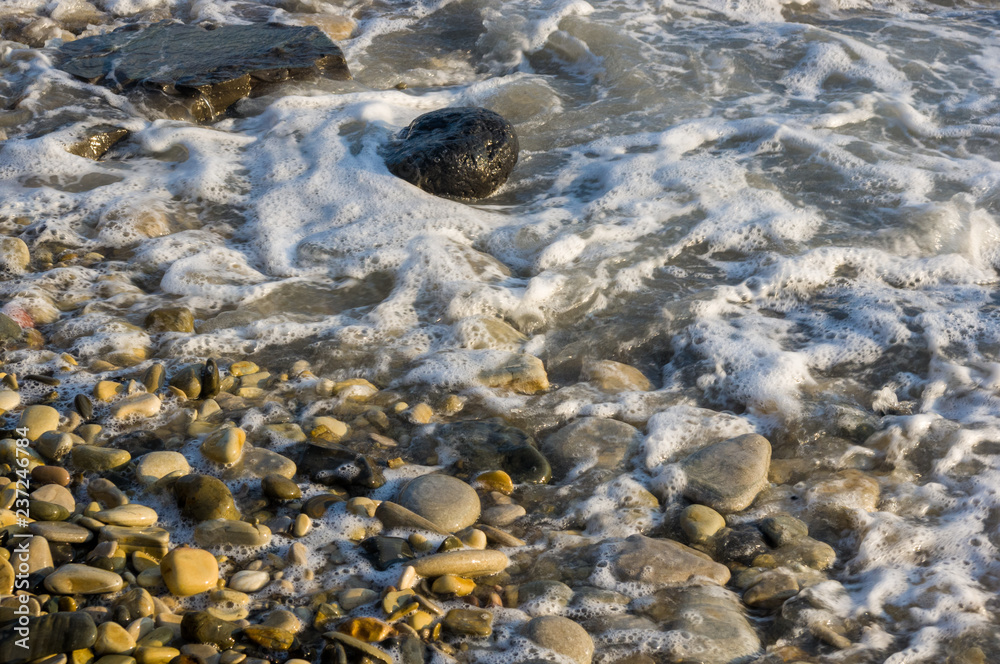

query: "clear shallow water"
left=4, top=0, right=1000, bottom=661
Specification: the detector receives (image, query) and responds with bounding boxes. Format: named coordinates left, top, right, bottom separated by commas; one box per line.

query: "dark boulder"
left=384, top=107, right=518, bottom=199
left=55, top=21, right=351, bottom=122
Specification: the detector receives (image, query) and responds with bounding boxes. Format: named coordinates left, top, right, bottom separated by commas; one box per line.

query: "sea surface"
left=4, top=0, right=1000, bottom=661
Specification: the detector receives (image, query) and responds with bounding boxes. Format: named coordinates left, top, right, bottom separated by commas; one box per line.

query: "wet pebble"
left=679, top=433, right=771, bottom=512
left=397, top=474, right=481, bottom=531
left=160, top=547, right=219, bottom=596
left=135, top=451, right=190, bottom=486
left=44, top=564, right=125, bottom=594
left=524, top=616, right=594, bottom=664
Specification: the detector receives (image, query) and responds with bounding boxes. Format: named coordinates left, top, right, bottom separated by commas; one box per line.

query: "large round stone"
left=524, top=616, right=594, bottom=664
left=135, top=451, right=191, bottom=486
left=384, top=107, right=518, bottom=199
left=679, top=433, right=771, bottom=513
left=397, top=474, right=480, bottom=532
left=160, top=547, right=219, bottom=596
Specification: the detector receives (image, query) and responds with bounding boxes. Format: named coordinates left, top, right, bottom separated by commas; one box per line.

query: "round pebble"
left=135, top=451, right=191, bottom=486
left=19, top=404, right=60, bottom=441
left=160, top=547, right=219, bottom=596
left=397, top=474, right=481, bottom=532
left=524, top=616, right=594, bottom=664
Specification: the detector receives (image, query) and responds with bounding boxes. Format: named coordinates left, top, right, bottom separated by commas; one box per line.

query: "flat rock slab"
left=55, top=21, right=351, bottom=122
left=385, top=107, right=518, bottom=199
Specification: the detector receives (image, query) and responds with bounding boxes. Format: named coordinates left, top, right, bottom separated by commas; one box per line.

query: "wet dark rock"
left=384, top=107, right=518, bottom=199
left=411, top=420, right=551, bottom=484
left=201, top=358, right=221, bottom=399
left=759, top=514, right=809, bottom=548
left=299, top=442, right=385, bottom=490
left=361, top=536, right=414, bottom=570
left=181, top=611, right=238, bottom=650
left=55, top=21, right=351, bottom=122
left=0, top=612, right=97, bottom=664
left=66, top=126, right=129, bottom=160
left=174, top=474, right=240, bottom=521
left=714, top=527, right=770, bottom=567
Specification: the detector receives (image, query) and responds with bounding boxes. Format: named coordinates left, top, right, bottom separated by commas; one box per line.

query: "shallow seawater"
left=4, top=0, right=1000, bottom=661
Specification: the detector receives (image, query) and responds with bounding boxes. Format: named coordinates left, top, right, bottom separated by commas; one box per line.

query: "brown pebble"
left=31, top=465, right=71, bottom=487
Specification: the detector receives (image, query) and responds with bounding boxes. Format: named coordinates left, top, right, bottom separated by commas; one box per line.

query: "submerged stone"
left=55, top=21, right=351, bottom=122
left=385, top=107, right=518, bottom=199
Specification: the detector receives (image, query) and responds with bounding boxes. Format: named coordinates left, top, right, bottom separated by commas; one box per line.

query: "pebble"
left=0, top=389, right=20, bottom=413
left=95, top=381, right=123, bottom=402
left=338, top=588, right=378, bottom=610
left=194, top=520, right=271, bottom=548
left=0, top=612, right=98, bottom=664
left=236, top=447, right=296, bottom=479
left=524, top=616, right=594, bottom=664
left=515, top=580, right=574, bottom=612
left=29, top=521, right=94, bottom=544
left=679, top=433, right=771, bottom=512
left=134, top=646, right=179, bottom=664
left=32, top=483, right=75, bottom=511
left=95, top=622, right=137, bottom=655
left=292, top=513, right=312, bottom=537
left=95, top=505, right=159, bottom=527
left=135, top=451, right=191, bottom=486
left=374, top=501, right=449, bottom=535
left=474, top=470, right=514, bottom=494
left=680, top=504, right=726, bottom=543
left=36, top=432, right=75, bottom=461
left=743, top=568, right=800, bottom=609
left=606, top=535, right=730, bottom=587
left=207, top=589, right=250, bottom=621
left=242, top=626, right=294, bottom=651
left=397, top=474, right=481, bottom=531
left=337, top=617, right=391, bottom=642
left=323, top=633, right=392, bottom=664
left=311, top=416, right=347, bottom=441
left=442, top=608, right=493, bottom=636
left=25, top=534, right=55, bottom=575
left=580, top=359, right=652, bottom=392
left=110, top=393, right=161, bottom=420
left=431, top=574, right=476, bottom=596
left=72, top=445, right=131, bottom=471
left=19, top=404, right=60, bottom=441
left=228, top=570, right=270, bottom=592
left=478, top=353, right=549, bottom=393
left=180, top=612, right=237, bottom=650
left=44, top=564, right=125, bottom=594
left=99, top=526, right=170, bottom=557
left=88, top=478, right=128, bottom=508
left=0, top=236, right=29, bottom=273
left=760, top=514, right=809, bottom=547
left=262, top=474, right=301, bottom=501
left=31, top=465, right=71, bottom=486
left=160, top=547, right=219, bottom=596
left=201, top=427, right=246, bottom=464
left=410, top=549, right=510, bottom=578
left=174, top=474, right=240, bottom=521
left=481, top=504, right=526, bottom=527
